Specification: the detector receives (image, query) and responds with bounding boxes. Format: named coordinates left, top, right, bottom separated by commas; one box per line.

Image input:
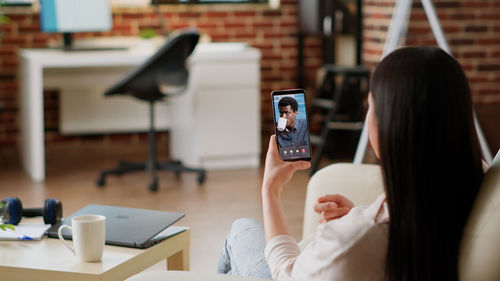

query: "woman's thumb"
left=293, top=161, right=311, bottom=170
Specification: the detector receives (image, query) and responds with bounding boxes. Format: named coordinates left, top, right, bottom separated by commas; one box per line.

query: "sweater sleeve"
left=264, top=219, right=373, bottom=281
left=264, top=235, right=301, bottom=280
left=264, top=194, right=389, bottom=281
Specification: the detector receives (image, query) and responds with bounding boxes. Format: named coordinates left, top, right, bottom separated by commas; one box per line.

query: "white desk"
left=19, top=39, right=261, bottom=182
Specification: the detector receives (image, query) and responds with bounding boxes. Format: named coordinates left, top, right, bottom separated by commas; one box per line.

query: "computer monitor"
left=39, top=0, right=113, bottom=50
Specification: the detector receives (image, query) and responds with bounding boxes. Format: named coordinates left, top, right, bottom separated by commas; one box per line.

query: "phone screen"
left=271, top=89, right=311, bottom=161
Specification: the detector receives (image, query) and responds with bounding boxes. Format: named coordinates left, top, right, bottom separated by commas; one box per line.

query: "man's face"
left=279, top=105, right=297, bottom=129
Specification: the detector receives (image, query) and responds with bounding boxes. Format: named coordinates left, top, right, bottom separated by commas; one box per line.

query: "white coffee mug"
left=58, top=215, right=106, bottom=262
left=277, top=117, right=287, bottom=131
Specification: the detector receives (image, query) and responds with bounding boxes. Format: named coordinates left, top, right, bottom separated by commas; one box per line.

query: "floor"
left=0, top=143, right=312, bottom=273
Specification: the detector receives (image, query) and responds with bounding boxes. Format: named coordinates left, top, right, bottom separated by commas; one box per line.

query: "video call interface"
left=273, top=93, right=311, bottom=160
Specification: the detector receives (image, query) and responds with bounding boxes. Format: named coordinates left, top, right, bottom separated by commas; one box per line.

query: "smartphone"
left=271, top=89, right=312, bottom=161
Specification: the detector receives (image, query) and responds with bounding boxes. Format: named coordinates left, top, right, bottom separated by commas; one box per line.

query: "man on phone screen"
left=276, top=96, right=309, bottom=147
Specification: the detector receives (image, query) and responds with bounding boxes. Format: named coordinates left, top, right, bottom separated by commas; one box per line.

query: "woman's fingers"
left=317, top=194, right=344, bottom=203
left=292, top=160, right=311, bottom=171
left=315, top=199, right=352, bottom=223
left=317, top=194, right=355, bottom=209
left=318, top=207, right=351, bottom=223
left=322, top=207, right=351, bottom=220
left=262, top=135, right=310, bottom=192
left=269, top=136, right=310, bottom=170
left=314, top=202, right=338, bottom=213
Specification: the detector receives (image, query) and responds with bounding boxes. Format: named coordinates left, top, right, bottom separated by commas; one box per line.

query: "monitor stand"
left=61, top=32, right=128, bottom=52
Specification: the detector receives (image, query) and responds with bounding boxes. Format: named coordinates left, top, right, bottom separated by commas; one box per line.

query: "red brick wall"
left=363, top=0, right=500, bottom=153
left=2, top=1, right=498, bottom=156
left=0, top=1, right=323, bottom=148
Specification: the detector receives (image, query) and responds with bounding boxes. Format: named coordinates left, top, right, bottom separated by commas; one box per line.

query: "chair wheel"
left=197, top=171, right=206, bottom=185
left=96, top=176, right=106, bottom=187
left=149, top=178, right=158, bottom=192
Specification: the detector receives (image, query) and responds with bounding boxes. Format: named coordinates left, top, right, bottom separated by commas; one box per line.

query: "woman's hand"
left=261, top=135, right=310, bottom=241
left=314, top=194, right=355, bottom=223
left=262, top=135, right=310, bottom=194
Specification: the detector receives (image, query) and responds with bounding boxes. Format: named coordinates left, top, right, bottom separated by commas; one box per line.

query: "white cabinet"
left=170, top=43, right=261, bottom=169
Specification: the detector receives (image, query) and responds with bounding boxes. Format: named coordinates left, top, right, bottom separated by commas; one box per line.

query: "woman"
left=217, top=46, right=484, bottom=281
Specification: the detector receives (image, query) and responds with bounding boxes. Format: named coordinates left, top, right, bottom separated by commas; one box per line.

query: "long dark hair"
left=371, top=47, right=484, bottom=281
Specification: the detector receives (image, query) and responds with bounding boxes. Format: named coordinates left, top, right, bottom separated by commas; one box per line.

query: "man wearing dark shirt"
left=276, top=96, right=309, bottom=147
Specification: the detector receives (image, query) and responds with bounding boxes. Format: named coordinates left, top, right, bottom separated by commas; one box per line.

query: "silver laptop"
left=47, top=204, right=185, bottom=249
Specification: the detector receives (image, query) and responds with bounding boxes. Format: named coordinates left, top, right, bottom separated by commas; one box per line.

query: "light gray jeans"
left=217, top=218, right=273, bottom=279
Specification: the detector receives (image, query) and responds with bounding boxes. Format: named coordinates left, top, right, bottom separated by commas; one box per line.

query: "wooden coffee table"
left=0, top=219, right=189, bottom=281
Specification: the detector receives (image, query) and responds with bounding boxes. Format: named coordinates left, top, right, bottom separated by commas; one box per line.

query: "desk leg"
left=167, top=248, right=190, bottom=271
left=19, top=56, right=45, bottom=182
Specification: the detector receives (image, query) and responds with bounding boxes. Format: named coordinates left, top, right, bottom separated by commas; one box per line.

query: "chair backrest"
left=302, top=163, right=383, bottom=238
left=302, top=149, right=500, bottom=280
left=460, top=149, right=500, bottom=281
left=105, top=29, right=200, bottom=102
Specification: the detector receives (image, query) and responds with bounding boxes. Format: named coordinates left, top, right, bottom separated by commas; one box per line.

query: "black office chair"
left=96, top=29, right=206, bottom=192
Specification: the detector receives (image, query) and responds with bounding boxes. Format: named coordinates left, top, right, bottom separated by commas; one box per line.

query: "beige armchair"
left=129, top=150, right=500, bottom=281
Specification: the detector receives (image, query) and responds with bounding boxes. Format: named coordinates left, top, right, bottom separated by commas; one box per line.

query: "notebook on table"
left=46, top=204, right=186, bottom=249
left=0, top=224, right=52, bottom=240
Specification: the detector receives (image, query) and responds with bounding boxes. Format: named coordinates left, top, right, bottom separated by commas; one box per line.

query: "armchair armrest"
left=302, top=163, right=384, bottom=239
